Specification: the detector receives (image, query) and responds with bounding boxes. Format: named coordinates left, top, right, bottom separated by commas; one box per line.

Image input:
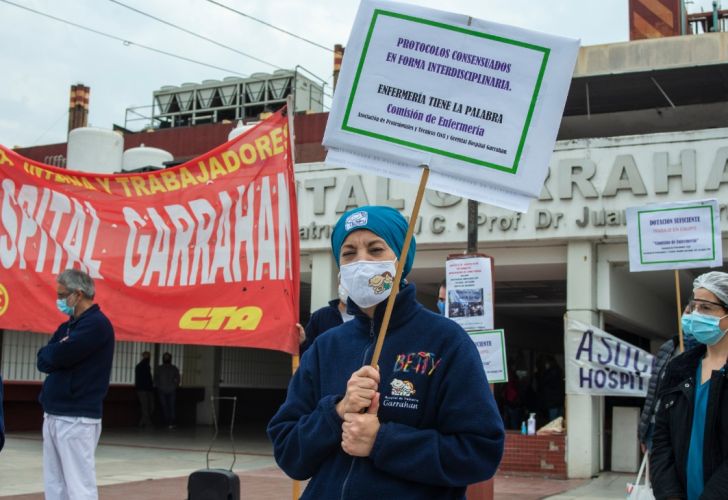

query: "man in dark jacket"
left=155, top=352, right=180, bottom=429
left=135, top=351, right=154, bottom=427
left=639, top=308, right=697, bottom=452
left=299, top=284, right=353, bottom=355
left=37, top=269, right=115, bottom=500
left=638, top=336, right=679, bottom=451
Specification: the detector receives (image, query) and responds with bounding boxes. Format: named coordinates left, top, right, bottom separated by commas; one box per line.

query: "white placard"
left=468, top=329, right=507, bottom=384
left=446, top=255, right=493, bottom=331
left=626, top=199, right=722, bottom=272
left=565, top=318, right=653, bottom=397
left=324, top=0, right=580, bottom=212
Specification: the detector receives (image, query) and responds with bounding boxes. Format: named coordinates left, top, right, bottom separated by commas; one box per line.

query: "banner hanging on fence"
left=565, top=318, right=653, bottom=397
left=0, top=110, right=301, bottom=354
left=323, top=0, right=579, bottom=212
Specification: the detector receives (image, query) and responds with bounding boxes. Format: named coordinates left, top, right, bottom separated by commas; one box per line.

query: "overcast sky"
left=0, top=0, right=719, bottom=148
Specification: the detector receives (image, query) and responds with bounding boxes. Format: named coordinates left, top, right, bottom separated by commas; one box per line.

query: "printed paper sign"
left=445, top=255, right=493, bottom=331
left=324, top=0, right=579, bottom=212
left=626, top=199, right=722, bottom=272
left=0, top=111, right=301, bottom=355
left=469, top=329, right=507, bottom=384
left=565, top=318, right=653, bottom=397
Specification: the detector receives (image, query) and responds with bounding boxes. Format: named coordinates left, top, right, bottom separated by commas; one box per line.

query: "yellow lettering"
left=255, top=135, right=273, bottom=160
left=270, top=128, right=284, bottom=155
left=160, top=171, right=180, bottom=191
left=131, top=176, right=151, bottom=196
left=179, top=308, right=211, bottom=329
left=178, top=306, right=264, bottom=331
left=0, top=148, right=13, bottom=167
left=179, top=167, right=198, bottom=188
left=239, top=143, right=257, bottom=165
left=206, top=307, right=238, bottom=329
left=147, top=175, right=167, bottom=195
left=81, top=177, right=96, bottom=191
left=208, top=157, right=227, bottom=180
left=224, top=306, right=263, bottom=330
left=95, top=177, right=112, bottom=194
left=222, top=151, right=240, bottom=173
left=196, top=162, right=210, bottom=183
left=115, top=177, right=133, bottom=197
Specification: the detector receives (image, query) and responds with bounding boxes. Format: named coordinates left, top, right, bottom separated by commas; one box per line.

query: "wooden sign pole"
left=370, top=165, right=429, bottom=368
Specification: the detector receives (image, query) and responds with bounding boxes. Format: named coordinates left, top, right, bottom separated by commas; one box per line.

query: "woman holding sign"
left=651, top=271, right=728, bottom=500
left=268, top=206, right=504, bottom=499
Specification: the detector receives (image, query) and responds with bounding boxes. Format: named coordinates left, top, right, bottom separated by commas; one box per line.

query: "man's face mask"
left=56, top=293, right=75, bottom=316
left=339, top=260, right=397, bottom=309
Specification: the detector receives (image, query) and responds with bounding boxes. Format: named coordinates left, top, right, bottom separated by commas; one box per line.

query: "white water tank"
left=122, top=144, right=174, bottom=172
left=66, top=127, right=123, bottom=174
left=228, top=120, right=256, bottom=141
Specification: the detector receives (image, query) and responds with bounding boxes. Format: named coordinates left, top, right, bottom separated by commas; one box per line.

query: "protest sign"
left=324, top=0, right=579, bottom=211
left=0, top=110, right=301, bottom=355
left=446, top=255, right=494, bottom=331
left=626, top=199, right=722, bottom=272
left=565, top=318, right=653, bottom=397
left=468, top=329, right=507, bottom=383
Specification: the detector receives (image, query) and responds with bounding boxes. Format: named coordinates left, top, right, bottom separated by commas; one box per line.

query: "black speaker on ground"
left=187, top=469, right=240, bottom=500
left=188, top=396, right=241, bottom=500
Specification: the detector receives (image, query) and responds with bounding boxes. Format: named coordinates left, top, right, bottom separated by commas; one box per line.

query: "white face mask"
left=339, top=260, right=396, bottom=309
left=338, top=283, right=348, bottom=304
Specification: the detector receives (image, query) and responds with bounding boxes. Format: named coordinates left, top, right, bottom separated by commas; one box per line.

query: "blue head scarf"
left=331, top=205, right=416, bottom=278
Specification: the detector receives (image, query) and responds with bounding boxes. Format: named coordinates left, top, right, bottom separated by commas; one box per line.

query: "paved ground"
left=0, top=426, right=633, bottom=499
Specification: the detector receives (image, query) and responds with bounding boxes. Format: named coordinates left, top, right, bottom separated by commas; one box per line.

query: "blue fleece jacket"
left=37, top=304, right=115, bottom=419
left=300, top=299, right=344, bottom=355
left=268, top=284, right=505, bottom=499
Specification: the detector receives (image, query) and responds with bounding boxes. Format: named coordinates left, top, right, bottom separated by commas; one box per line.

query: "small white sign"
left=565, top=318, right=653, bottom=397
left=446, top=255, right=494, bottom=331
left=324, top=0, right=579, bottom=212
left=468, top=329, right=507, bottom=384
left=626, top=199, right=722, bottom=272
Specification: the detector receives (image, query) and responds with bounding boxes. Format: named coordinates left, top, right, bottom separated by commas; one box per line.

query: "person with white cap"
left=651, top=271, right=728, bottom=500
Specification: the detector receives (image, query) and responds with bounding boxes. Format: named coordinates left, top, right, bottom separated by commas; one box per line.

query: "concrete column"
left=183, top=345, right=222, bottom=425
left=565, top=241, right=602, bottom=478
left=310, top=251, right=338, bottom=312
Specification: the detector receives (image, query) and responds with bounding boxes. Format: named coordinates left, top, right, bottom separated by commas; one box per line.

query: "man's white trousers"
left=43, top=414, right=102, bottom=500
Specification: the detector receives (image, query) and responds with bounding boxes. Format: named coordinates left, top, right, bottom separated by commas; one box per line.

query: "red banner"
left=0, top=110, right=300, bottom=354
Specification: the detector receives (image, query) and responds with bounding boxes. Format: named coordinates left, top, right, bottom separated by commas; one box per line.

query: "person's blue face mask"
left=437, top=299, right=445, bottom=315
left=56, top=297, right=74, bottom=316
left=681, top=312, right=728, bottom=346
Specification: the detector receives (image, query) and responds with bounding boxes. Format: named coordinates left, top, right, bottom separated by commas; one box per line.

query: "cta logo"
left=179, top=306, right=263, bottom=331
left=0, top=283, right=8, bottom=317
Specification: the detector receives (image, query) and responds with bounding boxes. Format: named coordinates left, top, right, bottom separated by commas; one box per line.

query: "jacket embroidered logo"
left=390, top=378, right=416, bottom=396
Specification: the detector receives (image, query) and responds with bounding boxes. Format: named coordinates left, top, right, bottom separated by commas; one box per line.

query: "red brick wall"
left=499, top=431, right=567, bottom=478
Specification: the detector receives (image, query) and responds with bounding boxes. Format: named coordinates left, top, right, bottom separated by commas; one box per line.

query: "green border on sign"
left=636, top=205, right=716, bottom=265
left=467, top=329, right=508, bottom=384
left=341, top=9, right=550, bottom=174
